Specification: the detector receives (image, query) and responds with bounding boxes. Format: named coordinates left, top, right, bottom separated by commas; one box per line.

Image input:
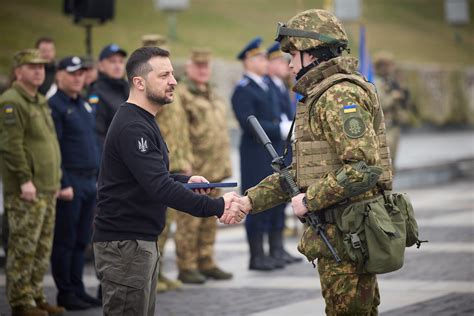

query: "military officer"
left=265, top=42, right=301, bottom=265
left=238, top=10, right=393, bottom=315
left=48, top=56, right=101, bottom=310
left=174, top=48, right=233, bottom=284
left=141, top=34, right=186, bottom=292
left=0, top=49, right=64, bottom=316
left=231, top=37, right=289, bottom=271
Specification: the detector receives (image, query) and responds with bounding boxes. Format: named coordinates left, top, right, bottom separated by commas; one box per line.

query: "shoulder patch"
left=238, top=78, right=249, bottom=87
left=137, top=137, right=149, bottom=153
left=88, top=95, right=99, bottom=104
left=343, top=116, right=366, bottom=138
left=3, top=104, right=16, bottom=125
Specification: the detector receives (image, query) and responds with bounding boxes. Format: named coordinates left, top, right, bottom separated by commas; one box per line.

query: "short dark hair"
left=35, top=37, right=55, bottom=48
left=126, top=46, right=170, bottom=84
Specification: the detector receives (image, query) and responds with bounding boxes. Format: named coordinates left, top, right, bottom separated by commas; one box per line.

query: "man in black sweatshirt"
left=93, top=46, right=245, bottom=316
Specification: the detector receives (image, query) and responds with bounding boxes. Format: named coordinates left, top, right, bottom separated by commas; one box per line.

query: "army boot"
left=269, top=231, right=302, bottom=264
left=35, top=300, right=66, bottom=316
left=200, top=266, right=233, bottom=280
left=11, top=305, right=48, bottom=316
left=159, top=273, right=182, bottom=291
left=178, top=269, right=206, bottom=284
left=248, top=233, right=276, bottom=271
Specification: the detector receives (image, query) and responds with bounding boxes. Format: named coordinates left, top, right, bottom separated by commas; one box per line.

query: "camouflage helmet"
left=276, top=9, right=348, bottom=53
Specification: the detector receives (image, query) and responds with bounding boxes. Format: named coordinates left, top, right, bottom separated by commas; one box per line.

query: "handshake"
left=220, top=192, right=252, bottom=225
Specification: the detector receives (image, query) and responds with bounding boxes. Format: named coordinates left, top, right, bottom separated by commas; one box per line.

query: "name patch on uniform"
left=343, top=104, right=357, bottom=113
left=137, top=137, right=149, bottom=153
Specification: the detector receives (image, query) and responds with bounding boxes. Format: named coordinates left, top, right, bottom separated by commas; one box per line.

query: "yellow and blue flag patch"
left=4, top=105, right=13, bottom=114
left=343, top=104, right=357, bottom=113
left=88, top=95, right=99, bottom=104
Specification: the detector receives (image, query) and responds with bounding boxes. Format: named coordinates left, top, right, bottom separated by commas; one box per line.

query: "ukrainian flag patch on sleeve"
left=88, top=95, right=99, bottom=104
left=343, top=104, right=357, bottom=113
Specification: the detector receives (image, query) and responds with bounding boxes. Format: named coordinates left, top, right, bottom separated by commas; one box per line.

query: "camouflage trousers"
left=5, top=193, right=56, bottom=308
left=174, top=190, right=219, bottom=271
left=318, top=258, right=380, bottom=315
left=157, top=208, right=176, bottom=274
left=386, top=126, right=401, bottom=168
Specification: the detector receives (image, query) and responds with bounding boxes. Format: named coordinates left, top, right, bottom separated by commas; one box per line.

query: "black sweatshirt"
left=93, top=102, right=225, bottom=242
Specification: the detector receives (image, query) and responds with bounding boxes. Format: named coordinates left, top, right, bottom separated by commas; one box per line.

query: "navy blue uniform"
left=231, top=75, right=286, bottom=234
left=48, top=89, right=101, bottom=302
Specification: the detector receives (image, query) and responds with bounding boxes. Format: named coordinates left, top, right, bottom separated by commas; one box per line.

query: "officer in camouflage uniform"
left=373, top=52, right=410, bottom=166
left=141, top=34, right=189, bottom=293
left=0, top=49, right=64, bottom=316
left=239, top=10, right=393, bottom=315
left=175, top=48, right=233, bottom=284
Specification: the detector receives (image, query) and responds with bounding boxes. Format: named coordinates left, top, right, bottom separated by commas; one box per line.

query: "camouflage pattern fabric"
left=155, top=91, right=193, bottom=173
left=173, top=77, right=231, bottom=272
left=177, top=77, right=232, bottom=182
left=279, top=9, right=348, bottom=53
left=374, top=75, right=405, bottom=164
left=246, top=56, right=388, bottom=314
left=5, top=193, right=56, bottom=308
left=318, top=258, right=379, bottom=315
left=174, top=190, right=220, bottom=271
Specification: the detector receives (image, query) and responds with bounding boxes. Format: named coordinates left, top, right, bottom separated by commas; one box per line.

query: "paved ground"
left=0, top=177, right=472, bottom=315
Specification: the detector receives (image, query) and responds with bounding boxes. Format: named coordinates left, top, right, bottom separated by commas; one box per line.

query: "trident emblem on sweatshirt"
left=138, top=137, right=148, bottom=153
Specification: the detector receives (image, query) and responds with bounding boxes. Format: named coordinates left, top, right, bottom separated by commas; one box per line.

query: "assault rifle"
left=247, top=115, right=341, bottom=264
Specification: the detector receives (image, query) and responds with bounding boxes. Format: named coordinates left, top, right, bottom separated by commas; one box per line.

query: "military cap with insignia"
left=237, top=37, right=264, bottom=60
left=190, top=47, right=212, bottom=63
left=99, top=44, right=127, bottom=61
left=142, top=34, right=168, bottom=49
left=57, top=56, right=87, bottom=73
left=266, top=42, right=284, bottom=60
left=13, top=49, right=48, bottom=67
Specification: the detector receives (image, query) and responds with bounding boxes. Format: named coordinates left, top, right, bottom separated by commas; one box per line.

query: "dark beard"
left=146, top=90, right=173, bottom=106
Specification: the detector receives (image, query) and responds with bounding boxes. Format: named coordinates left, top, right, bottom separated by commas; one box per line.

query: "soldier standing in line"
left=175, top=48, right=233, bottom=284
left=264, top=42, right=302, bottom=265
left=373, top=52, right=410, bottom=166
left=141, top=33, right=188, bottom=293
left=231, top=37, right=289, bottom=271
left=35, top=37, right=57, bottom=98
left=48, top=56, right=101, bottom=310
left=0, top=49, right=64, bottom=316
left=238, top=9, right=393, bottom=315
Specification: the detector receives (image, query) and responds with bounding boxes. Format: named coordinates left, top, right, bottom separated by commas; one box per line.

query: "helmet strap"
left=296, top=51, right=319, bottom=80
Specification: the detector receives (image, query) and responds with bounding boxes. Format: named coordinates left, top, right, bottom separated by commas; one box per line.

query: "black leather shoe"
left=77, top=292, right=102, bottom=307
left=57, top=293, right=91, bottom=311
left=249, top=255, right=276, bottom=271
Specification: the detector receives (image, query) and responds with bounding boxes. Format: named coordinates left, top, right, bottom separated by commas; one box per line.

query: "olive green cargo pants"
left=94, top=240, right=160, bottom=316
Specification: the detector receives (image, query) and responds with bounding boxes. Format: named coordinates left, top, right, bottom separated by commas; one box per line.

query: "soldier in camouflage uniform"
left=0, top=49, right=64, bottom=316
left=238, top=10, right=393, bottom=315
left=175, top=48, right=233, bottom=284
left=142, top=34, right=189, bottom=293
left=373, top=52, right=410, bottom=166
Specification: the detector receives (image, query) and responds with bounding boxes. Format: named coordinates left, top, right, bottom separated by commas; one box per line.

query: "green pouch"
left=336, top=195, right=406, bottom=274
left=385, top=193, right=421, bottom=247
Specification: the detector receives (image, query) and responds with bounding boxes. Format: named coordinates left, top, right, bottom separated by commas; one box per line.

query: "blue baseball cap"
left=237, top=37, right=264, bottom=60
left=99, top=44, right=127, bottom=61
left=57, top=56, right=86, bottom=73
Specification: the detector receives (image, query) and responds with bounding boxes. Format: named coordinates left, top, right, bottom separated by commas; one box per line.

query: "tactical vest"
left=292, top=71, right=393, bottom=192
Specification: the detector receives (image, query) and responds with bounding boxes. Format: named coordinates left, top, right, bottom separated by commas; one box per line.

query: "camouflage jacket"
left=177, top=77, right=232, bottom=182
left=155, top=91, right=193, bottom=173
left=247, top=56, right=389, bottom=213
left=374, top=75, right=406, bottom=130
left=0, top=82, right=61, bottom=194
